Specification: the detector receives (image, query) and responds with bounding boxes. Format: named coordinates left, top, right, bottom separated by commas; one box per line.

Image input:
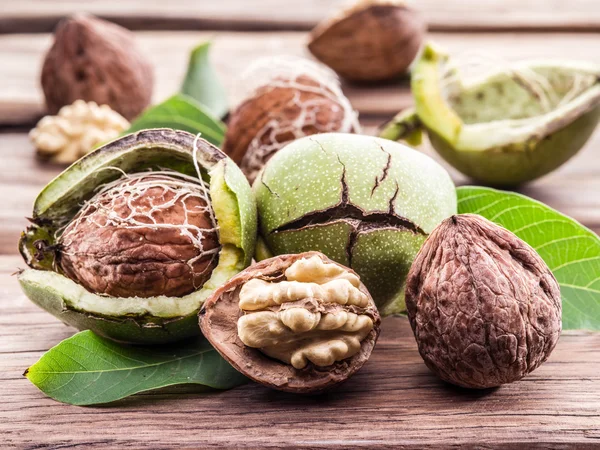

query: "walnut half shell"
left=200, top=251, right=381, bottom=393
left=405, top=214, right=562, bottom=389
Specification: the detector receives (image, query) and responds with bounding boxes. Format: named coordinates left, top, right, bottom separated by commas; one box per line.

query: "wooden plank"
left=0, top=255, right=599, bottom=448
left=1, top=0, right=600, bottom=33
left=2, top=31, right=600, bottom=126
left=3, top=120, right=600, bottom=256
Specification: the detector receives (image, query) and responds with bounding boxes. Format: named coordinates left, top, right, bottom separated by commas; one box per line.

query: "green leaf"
left=125, top=94, right=226, bottom=146
left=25, top=331, right=247, bottom=406
left=457, top=186, right=600, bottom=330
left=181, top=41, right=229, bottom=118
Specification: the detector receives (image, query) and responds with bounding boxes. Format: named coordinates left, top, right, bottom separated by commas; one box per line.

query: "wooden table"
left=2, top=1, right=600, bottom=448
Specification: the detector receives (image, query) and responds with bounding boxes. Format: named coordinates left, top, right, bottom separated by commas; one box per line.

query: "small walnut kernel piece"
left=29, top=100, right=130, bottom=164
left=237, top=256, right=374, bottom=369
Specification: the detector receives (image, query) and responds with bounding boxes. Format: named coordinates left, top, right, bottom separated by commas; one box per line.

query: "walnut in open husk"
left=18, top=129, right=257, bottom=344
left=200, top=252, right=380, bottom=393
left=29, top=100, right=130, bottom=164
left=222, top=56, right=359, bottom=183
left=405, top=214, right=562, bottom=389
left=308, top=0, right=426, bottom=82
left=41, top=14, right=153, bottom=121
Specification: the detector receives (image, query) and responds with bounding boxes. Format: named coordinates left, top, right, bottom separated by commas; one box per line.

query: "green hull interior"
left=382, top=43, right=600, bottom=186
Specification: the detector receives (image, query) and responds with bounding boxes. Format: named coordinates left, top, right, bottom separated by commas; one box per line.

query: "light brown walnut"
left=308, top=0, right=426, bottom=82
left=41, top=14, right=153, bottom=121
left=405, top=214, right=562, bottom=389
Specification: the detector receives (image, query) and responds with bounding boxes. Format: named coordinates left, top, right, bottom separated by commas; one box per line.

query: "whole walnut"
left=59, top=172, right=220, bottom=298
left=405, top=214, right=561, bottom=389
left=41, top=14, right=153, bottom=121
left=222, top=56, right=359, bottom=183
left=308, top=0, right=426, bottom=82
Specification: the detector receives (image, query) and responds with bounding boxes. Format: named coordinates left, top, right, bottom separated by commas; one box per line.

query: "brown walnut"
left=222, top=58, right=358, bottom=183
left=58, top=173, right=219, bottom=298
left=41, top=14, right=153, bottom=121
left=405, top=214, right=561, bottom=389
left=308, top=0, right=426, bottom=82
left=200, top=252, right=381, bottom=393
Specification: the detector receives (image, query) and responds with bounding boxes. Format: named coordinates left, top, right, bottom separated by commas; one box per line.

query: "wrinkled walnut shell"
left=59, top=173, right=220, bottom=298
left=42, top=14, right=153, bottom=120
left=222, top=58, right=358, bottom=183
left=200, top=251, right=381, bottom=393
left=406, top=214, right=562, bottom=389
left=308, top=0, right=426, bottom=82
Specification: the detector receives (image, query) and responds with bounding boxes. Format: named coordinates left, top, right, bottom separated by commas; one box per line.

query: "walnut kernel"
left=29, top=100, right=130, bottom=164
left=237, top=256, right=373, bottom=368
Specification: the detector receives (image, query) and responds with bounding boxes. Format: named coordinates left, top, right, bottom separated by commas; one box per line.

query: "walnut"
left=200, top=252, right=380, bottom=392
left=405, top=214, right=562, bottom=389
left=41, top=14, right=153, bottom=121
left=58, top=172, right=220, bottom=298
left=29, top=100, right=130, bottom=164
left=222, top=56, right=359, bottom=183
left=308, top=0, right=426, bottom=82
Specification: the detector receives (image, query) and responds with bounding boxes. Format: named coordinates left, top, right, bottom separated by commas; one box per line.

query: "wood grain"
left=0, top=256, right=599, bottom=448
left=3, top=31, right=600, bottom=125
left=1, top=0, right=599, bottom=33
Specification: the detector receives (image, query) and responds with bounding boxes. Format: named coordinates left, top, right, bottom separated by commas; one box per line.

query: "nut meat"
left=200, top=252, right=381, bottom=393
left=405, top=214, right=562, bottom=389
left=30, top=100, right=130, bottom=164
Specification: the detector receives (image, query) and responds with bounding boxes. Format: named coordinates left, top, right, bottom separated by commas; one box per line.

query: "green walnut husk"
left=253, top=132, right=457, bottom=315
left=380, top=42, right=600, bottom=186
left=18, top=129, right=256, bottom=344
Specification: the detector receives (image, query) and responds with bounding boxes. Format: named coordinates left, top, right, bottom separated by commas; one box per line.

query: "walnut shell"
left=59, top=173, right=219, bottom=298
left=405, top=214, right=562, bottom=389
left=41, top=14, right=153, bottom=121
left=200, top=252, right=381, bottom=393
left=222, top=57, right=358, bottom=183
left=308, top=0, right=426, bottom=82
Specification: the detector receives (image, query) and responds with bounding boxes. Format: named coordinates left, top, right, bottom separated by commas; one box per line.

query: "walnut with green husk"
left=200, top=252, right=380, bottom=393
left=18, top=129, right=257, bottom=344
left=381, top=42, right=600, bottom=186
left=405, top=214, right=562, bottom=389
left=253, top=133, right=457, bottom=315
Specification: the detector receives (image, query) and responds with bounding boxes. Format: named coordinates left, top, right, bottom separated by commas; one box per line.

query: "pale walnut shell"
left=200, top=251, right=381, bottom=393
left=308, top=0, right=426, bottom=82
left=41, top=14, right=153, bottom=121
left=405, top=214, right=562, bottom=389
left=59, top=174, right=219, bottom=298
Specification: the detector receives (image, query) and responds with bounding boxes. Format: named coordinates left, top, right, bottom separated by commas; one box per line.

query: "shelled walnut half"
left=200, top=252, right=381, bottom=393
left=29, top=100, right=130, bottom=164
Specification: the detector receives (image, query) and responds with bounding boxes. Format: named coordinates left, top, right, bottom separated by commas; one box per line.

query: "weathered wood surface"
left=3, top=31, right=600, bottom=125
left=1, top=0, right=600, bottom=33
left=1, top=256, right=599, bottom=448
left=2, top=6, right=600, bottom=448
